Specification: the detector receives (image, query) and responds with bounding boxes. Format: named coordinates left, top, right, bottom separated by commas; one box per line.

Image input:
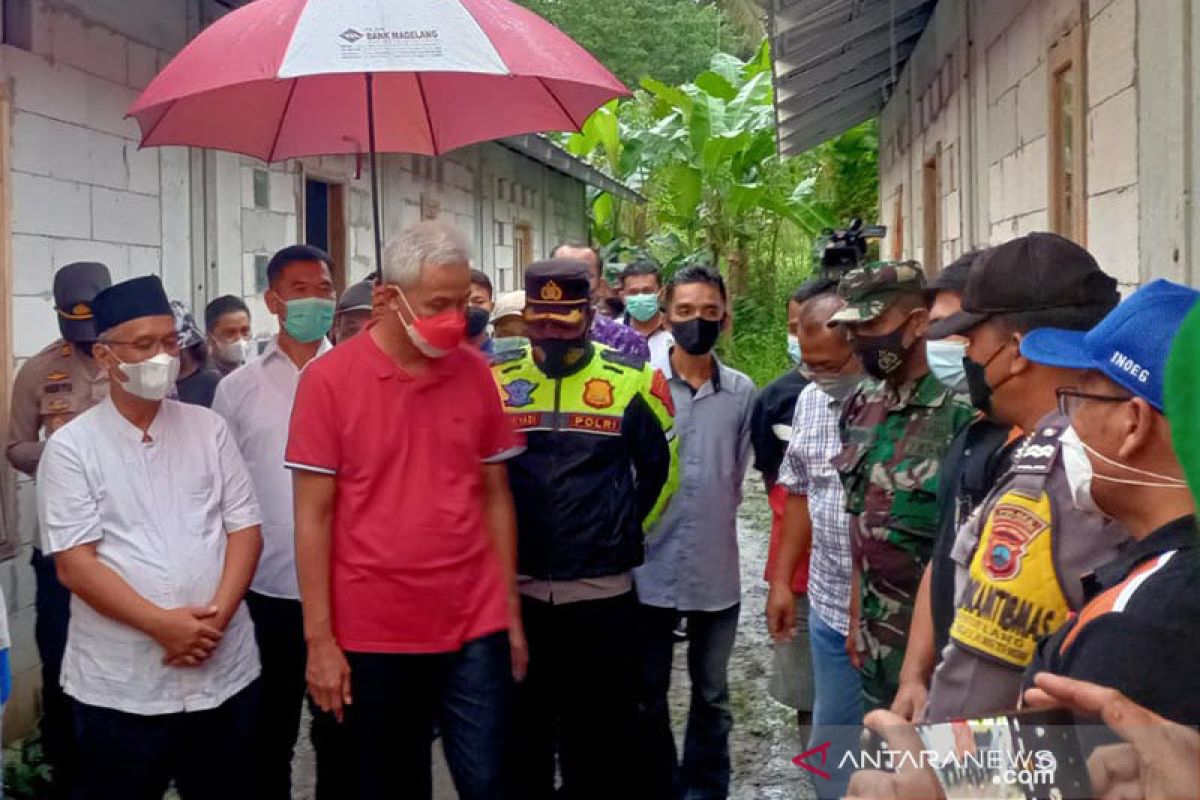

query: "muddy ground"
left=291, top=475, right=816, bottom=799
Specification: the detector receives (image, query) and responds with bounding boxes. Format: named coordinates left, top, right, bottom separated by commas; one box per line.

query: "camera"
left=817, top=218, right=888, bottom=278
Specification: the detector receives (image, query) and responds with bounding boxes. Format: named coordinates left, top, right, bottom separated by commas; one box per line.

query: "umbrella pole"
left=366, top=73, right=384, bottom=284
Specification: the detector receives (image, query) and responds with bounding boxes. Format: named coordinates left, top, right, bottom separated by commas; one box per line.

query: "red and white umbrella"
left=128, top=0, right=628, bottom=267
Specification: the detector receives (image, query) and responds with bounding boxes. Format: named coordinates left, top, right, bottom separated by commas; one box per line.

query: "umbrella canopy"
left=128, top=0, right=627, bottom=161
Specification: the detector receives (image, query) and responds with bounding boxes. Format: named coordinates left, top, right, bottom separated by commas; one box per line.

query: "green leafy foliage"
left=513, top=0, right=734, bottom=88
left=566, top=39, right=880, bottom=385
left=5, top=734, right=54, bottom=800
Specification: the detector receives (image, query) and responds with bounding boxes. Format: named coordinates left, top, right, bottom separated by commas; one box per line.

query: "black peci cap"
left=927, top=233, right=1120, bottom=339
left=93, top=275, right=173, bottom=338
left=524, top=259, right=591, bottom=324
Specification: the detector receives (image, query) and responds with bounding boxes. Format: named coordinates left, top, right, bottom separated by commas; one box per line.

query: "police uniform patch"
left=502, top=379, right=537, bottom=409
left=650, top=370, right=675, bottom=416
left=47, top=399, right=70, bottom=413
left=45, top=382, right=72, bottom=394
left=60, top=343, right=73, bottom=358
left=1010, top=427, right=1061, bottom=475
left=582, top=378, right=614, bottom=409
left=983, top=503, right=1049, bottom=580
left=45, top=371, right=69, bottom=382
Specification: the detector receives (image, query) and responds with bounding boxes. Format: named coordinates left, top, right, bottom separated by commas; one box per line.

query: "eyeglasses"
left=1055, top=387, right=1133, bottom=419
left=102, top=333, right=182, bottom=358
left=799, top=352, right=855, bottom=381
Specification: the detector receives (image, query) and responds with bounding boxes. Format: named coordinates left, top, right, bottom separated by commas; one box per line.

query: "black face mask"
left=533, top=337, right=589, bottom=378
left=672, top=318, right=722, bottom=356
left=853, top=323, right=914, bottom=380
left=466, top=306, right=490, bottom=338
left=963, top=342, right=1013, bottom=416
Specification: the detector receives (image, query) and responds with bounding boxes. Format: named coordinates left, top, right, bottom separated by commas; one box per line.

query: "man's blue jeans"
left=342, top=631, right=511, bottom=800
left=637, top=603, right=740, bottom=800
left=806, top=612, right=864, bottom=800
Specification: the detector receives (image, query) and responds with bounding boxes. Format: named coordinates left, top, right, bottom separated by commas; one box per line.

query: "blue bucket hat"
left=1020, top=279, right=1200, bottom=411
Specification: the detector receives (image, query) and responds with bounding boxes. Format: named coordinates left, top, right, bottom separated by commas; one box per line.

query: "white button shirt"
left=36, top=398, right=262, bottom=715
left=212, top=336, right=331, bottom=599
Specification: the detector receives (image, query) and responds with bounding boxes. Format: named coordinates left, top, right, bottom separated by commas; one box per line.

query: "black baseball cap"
left=925, top=248, right=986, bottom=299
left=927, top=233, right=1119, bottom=339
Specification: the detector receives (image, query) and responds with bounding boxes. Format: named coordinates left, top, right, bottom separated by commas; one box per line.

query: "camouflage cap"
left=828, top=261, right=926, bottom=325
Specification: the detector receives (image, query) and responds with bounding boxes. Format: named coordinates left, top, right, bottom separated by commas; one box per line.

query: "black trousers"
left=244, top=591, right=347, bottom=800
left=33, top=548, right=74, bottom=800
left=512, top=591, right=641, bottom=800
left=341, top=632, right=512, bottom=800
left=72, top=680, right=259, bottom=800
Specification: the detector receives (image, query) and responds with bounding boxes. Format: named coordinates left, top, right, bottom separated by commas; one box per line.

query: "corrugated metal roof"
left=499, top=135, right=645, bottom=204
left=769, top=0, right=936, bottom=155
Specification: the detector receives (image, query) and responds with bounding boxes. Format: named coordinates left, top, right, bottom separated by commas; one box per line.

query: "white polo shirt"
left=212, top=336, right=331, bottom=600
left=36, top=398, right=262, bottom=715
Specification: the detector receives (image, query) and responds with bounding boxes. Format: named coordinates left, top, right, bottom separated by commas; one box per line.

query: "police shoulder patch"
left=598, top=347, right=646, bottom=370
left=1010, top=426, right=1062, bottom=475
left=502, top=378, right=538, bottom=409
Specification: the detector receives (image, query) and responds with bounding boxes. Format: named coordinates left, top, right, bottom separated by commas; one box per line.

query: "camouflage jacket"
left=833, top=371, right=973, bottom=704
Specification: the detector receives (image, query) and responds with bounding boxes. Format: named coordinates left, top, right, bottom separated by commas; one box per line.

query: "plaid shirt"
left=778, top=383, right=853, bottom=635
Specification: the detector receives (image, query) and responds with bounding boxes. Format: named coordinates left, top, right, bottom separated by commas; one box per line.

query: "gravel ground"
left=290, top=475, right=816, bottom=799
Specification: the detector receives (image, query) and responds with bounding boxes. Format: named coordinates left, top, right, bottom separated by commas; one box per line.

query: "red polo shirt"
left=285, top=329, right=522, bottom=654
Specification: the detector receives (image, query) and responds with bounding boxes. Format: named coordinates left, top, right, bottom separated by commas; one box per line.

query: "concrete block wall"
left=1, top=0, right=199, bottom=740
left=878, top=0, right=1142, bottom=287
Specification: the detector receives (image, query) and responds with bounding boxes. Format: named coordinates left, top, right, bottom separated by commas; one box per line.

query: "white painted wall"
left=0, top=0, right=589, bottom=740
left=878, top=0, right=1147, bottom=288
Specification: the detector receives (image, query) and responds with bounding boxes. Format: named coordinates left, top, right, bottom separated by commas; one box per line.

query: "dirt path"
left=290, top=476, right=815, bottom=799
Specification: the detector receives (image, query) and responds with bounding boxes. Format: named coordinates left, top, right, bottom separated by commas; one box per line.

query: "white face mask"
left=1060, top=425, right=1189, bottom=515
left=217, top=337, right=254, bottom=366
left=115, top=351, right=180, bottom=402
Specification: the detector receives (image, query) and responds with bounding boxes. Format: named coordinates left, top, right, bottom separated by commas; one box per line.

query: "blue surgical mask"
left=787, top=334, right=802, bottom=366
left=926, top=339, right=969, bottom=393
left=493, top=336, right=530, bottom=354
left=625, top=293, right=660, bottom=323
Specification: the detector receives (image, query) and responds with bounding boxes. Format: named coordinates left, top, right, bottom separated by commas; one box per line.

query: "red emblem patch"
left=983, top=503, right=1048, bottom=580
left=650, top=370, right=675, bottom=416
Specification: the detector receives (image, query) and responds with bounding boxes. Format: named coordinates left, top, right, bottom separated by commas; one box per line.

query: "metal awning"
left=499, top=135, right=645, bottom=205
left=769, top=0, right=936, bottom=155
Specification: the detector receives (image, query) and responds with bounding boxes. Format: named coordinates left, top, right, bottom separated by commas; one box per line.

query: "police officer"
left=5, top=260, right=111, bottom=799
left=922, top=233, right=1127, bottom=721
left=828, top=261, right=975, bottom=711
left=492, top=259, right=677, bottom=800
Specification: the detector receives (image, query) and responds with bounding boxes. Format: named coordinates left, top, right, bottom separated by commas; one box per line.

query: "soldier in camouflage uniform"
left=828, top=262, right=974, bottom=709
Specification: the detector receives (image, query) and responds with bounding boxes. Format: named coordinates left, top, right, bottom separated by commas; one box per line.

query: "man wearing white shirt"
left=36, top=275, right=263, bottom=800
left=619, top=260, right=673, bottom=375
left=212, top=244, right=337, bottom=800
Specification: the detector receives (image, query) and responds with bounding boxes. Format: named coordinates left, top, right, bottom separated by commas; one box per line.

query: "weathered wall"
left=879, top=0, right=1144, bottom=287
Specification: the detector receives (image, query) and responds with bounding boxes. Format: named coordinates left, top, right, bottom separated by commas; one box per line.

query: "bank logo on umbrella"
left=340, top=27, right=363, bottom=43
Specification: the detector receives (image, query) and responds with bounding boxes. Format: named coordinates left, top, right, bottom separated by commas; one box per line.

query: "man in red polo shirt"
left=286, top=220, right=525, bottom=800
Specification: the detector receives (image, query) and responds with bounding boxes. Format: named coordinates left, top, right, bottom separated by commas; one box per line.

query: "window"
left=253, top=169, right=270, bottom=209
left=1049, top=26, right=1086, bottom=243
left=922, top=154, right=941, bottom=274
left=891, top=185, right=905, bottom=261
